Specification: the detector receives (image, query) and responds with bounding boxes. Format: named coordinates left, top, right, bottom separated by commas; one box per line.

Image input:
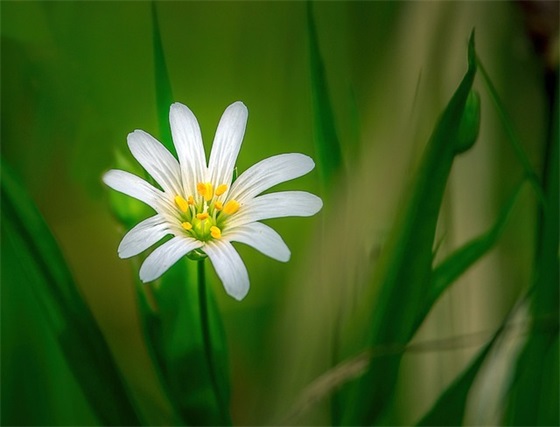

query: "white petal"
left=127, top=130, right=182, bottom=195
left=204, top=240, right=249, bottom=301
left=208, top=101, right=248, bottom=188
left=224, top=222, right=290, bottom=262
left=169, top=103, right=207, bottom=193
left=227, top=191, right=323, bottom=228
left=228, top=153, right=315, bottom=203
left=102, top=169, right=164, bottom=211
left=139, top=236, right=203, bottom=282
left=118, top=214, right=170, bottom=259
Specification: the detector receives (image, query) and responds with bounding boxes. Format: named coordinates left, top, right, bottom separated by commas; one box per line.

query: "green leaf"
left=0, top=160, right=142, bottom=426
left=476, top=55, right=546, bottom=206
left=136, top=259, right=231, bottom=426
left=414, top=179, right=526, bottom=331
left=456, top=90, right=481, bottom=153
left=505, top=70, right=559, bottom=426
left=340, top=31, right=478, bottom=426
left=152, top=1, right=174, bottom=153
left=306, top=1, right=344, bottom=187
left=416, top=327, right=502, bottom=426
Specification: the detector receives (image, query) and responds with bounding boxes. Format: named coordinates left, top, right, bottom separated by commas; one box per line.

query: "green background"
left=2, top=1, right=555, bottom=425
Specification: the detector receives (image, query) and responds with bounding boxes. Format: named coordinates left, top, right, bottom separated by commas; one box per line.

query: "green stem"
left=476, top=55, right=547, bottom=208
left=197, top=260, right=230, bottom=424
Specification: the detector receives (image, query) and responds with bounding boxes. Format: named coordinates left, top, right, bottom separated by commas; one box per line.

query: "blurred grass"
left=339, top=32, right=478, bottom=425
left=306, top=1, right=343, bottom=188
left=1, top=162, right=141, bottom=426
left=1, top=1, right=553, bottom=425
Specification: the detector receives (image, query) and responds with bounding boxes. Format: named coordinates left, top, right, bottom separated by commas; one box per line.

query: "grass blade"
left=416, top=326, right=503, bottom=426
left=505, top=70, right=558, bottom=426
left=476, top=56, right=546, bottom=206
left=138, top=260, right=231, bottom=426
left=1, top=160, right=142, bottom=426
left=414, top=179, right=527, bottom=331
left=307, top=1, right=344, bottom=187
left=152, top=1, right=174, bottom=153
left=340, top=31, right=478, bottom=425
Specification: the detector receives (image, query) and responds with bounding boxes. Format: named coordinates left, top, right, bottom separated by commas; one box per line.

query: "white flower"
left=103, top=101, right=323, bottom=300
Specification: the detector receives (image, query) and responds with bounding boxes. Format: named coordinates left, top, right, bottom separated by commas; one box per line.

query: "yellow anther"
left=174, top=195, right=189, bottom=213
left=223, top=200, right=240, bottom=215
left=214, top=201, right=223, bottom=211
left=181, top=221, right=193, bottom=231
left=187, top=195, right=195, bottom=205
left=210, top=226, right=222, bottom=239
left=196, top=212, right=209, bottom=221
left=215, top=184, right=228, bottom=196
left=197, top=182, right=214, bottom=201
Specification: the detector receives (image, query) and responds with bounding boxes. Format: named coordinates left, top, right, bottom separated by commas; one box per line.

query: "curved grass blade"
left=136, top=260, right=231, bottom=426
left=414, top=179, right=527, bottom=331
left=1, top=160, right=142, bottom=426
left=340, top=31, right=478, bottom=426
left=476, top=56, right=546, bottom=207
left=307, top=1, right=343, bottom=187
left=416, top=325, right=503, bottom=426
left=505, top=71, right=559, bottom=426
left=152, top=1, right=174, bottom=154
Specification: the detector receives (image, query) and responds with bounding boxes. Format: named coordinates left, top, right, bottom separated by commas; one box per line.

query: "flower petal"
left=227, top=191, right=323, bottom=228
left=139, top=236, right=203, bottom=282
left=102, top=169, right=164, bottom=211
left=208, top=101, right=248, bottom=189
left=228, top=153, right=315, bottom=203
left=224, top=222, right=290, bottom=262
left=204, top=240, right=249, bottom=301
left=118, top=214, right=170, bottom=259
left=169, top=103, right=207, bottom=193
left=127, top=130, right=182, bottom=195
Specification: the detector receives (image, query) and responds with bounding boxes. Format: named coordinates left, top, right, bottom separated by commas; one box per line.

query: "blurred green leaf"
left=1, top=160, right=142, bottom=426
left=306, top=1, right=343, bottom=188
left=340, top=31, right=478, bottom=426
left=414, top=179, right=526, bottom=331
left=456, top=90, right=481, bottom=153
left=416, top=326, right=502, bottom=426
left=135, top=260, right=231, bottom=426
left=476, top=56, right=546, bottom=206
left=505, top=70, right=559, bottom=426
left=152, top=1, right=174, bottom=153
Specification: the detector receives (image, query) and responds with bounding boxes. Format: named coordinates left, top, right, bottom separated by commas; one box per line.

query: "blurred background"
left=1, top=1, right=556, bottom=425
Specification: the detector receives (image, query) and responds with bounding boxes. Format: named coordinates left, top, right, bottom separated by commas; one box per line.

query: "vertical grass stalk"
left=197, top=260, right=231, bottom=424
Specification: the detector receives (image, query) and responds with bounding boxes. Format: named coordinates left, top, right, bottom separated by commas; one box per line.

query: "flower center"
left=173, top=182, right=239, bottom=242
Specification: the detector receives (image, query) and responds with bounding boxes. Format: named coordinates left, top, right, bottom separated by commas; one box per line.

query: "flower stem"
left=197, top=260, right=230, bottom=424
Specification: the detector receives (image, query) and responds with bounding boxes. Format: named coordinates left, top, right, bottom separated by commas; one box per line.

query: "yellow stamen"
left=181, top=221, right=193, bottom=231
left=174, top=195, right=189, bottom=213
left=187, top=195, right=195, bottom=205
left=215, top=184, right=228, bottom=196
left=196, top=212, right=209, bottom=221
left=210, top=226, right=222, bottom=239
left=214, top=201, right=223, bottom=211
left=197, top=182, right=214, bottom=201
left=223, top=200, right=240, bottom=215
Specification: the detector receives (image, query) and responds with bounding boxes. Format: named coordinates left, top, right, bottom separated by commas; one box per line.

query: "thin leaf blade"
left=416, top=328, right=502, bottom=426
left=341, top=32, right=479, bottom=425
left=414, top=179, right=527, bottom=331
left=1, top=160, right=141, bottom=426
left=307, top=1, right=344, bottom=187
